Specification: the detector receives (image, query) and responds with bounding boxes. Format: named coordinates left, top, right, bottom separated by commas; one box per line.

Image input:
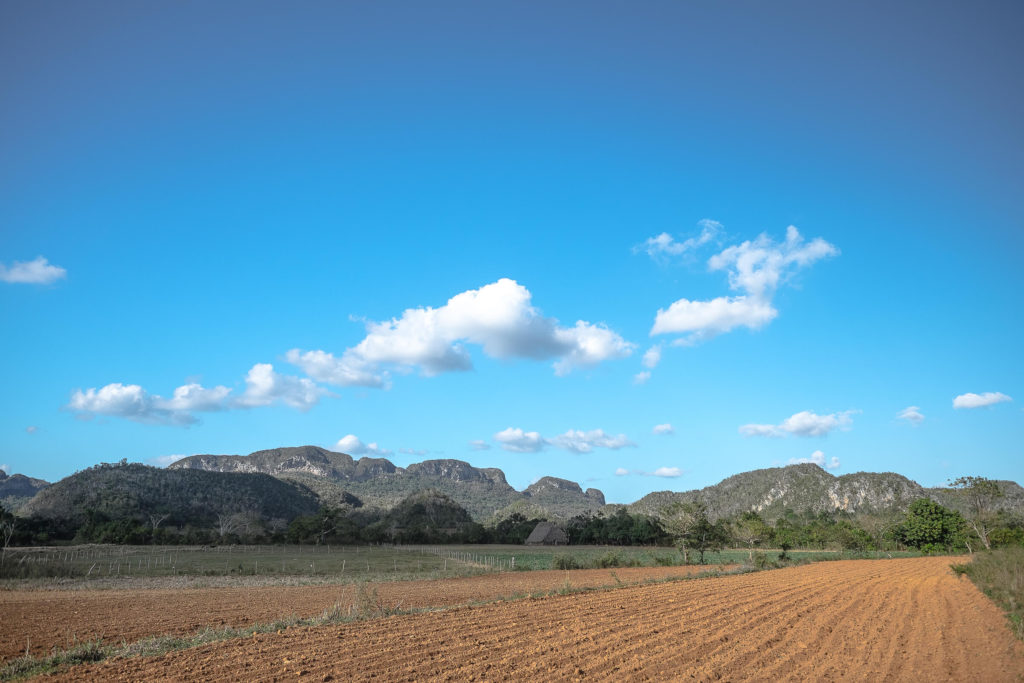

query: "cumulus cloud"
left=70, top=364, right=327, bottom=424
left=236, top=364, right=327, bottom=410
left=549, top=429, right=635, bottom=453
left=69, top=383, right=196, bottom=425
left=494, top=427, right=547, bottom=453
left=334, top=434, right=392, bottom=456
left=652, top=423, right=674, bottom=435
left=953, top=392, right=1012, bottom=409
left=25, top=426, right=38, bottom=434
left=652, top=226, right=837, bottom=345
left=633, top=371, right=651, bottom=385
left=635, top=219, right=722, bottom=261
left=740, top=410, right=855, bottom=438
left=897, top=406, right=925, bottom=425
left=492, top=426, right=635, bottom=454
left=289, top=278, right=633, bottom=386
left=469, top=440, right=491, bottom=451
left=789, top=450, right=840, bottom=470
left=284, top=349, right=388, bottom=389
left=0, top=256, right=67, bottom=284
left=147, top=454, right=189, bottom=467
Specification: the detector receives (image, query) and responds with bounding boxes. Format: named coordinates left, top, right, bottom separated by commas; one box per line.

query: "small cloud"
left=633, top=371, right=651, bottom=385
left=953, top=392, right=1012, bottom=410
left=236, top=364, right=327, bottom=411
left=468, top=440, right=491, bottom=451
left=494, top=427, right=547, bottom=453
left=548, top=429, right=635, bottom=454
left=334, top=434, right=392, bottom=456
left=651, top=466, right=682, bottom=478
left=652, top=423, right=674, bottom=435
left=740, top=410, right=855, bottom=438
left=616, top=466, right=684, bottom=477
left=788, top=450, right=840, bottom=470
left=642, top=345, right=662, bottom=369
left=634, top=220, right=722, bottom=262
left=897, top=406, right=924, bottom=425
left=147, top=454, right=188, bottom=467
left=0, top=464, right=10, bottom=474
left=25, top=426, right=38, bottom=434
left=0, top=256, right=67, bottom=285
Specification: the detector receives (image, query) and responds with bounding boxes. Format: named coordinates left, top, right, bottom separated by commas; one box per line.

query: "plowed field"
left=51, top=557, right=1024, bottom=681
left=0, top=565, right=718, bottom=661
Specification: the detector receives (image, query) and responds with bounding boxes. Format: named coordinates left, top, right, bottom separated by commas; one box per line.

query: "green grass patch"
left=952, top=546, right=1024, bottom=640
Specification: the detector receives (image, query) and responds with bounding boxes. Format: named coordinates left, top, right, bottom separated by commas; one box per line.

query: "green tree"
left=897, top=498, right=965, bottom=552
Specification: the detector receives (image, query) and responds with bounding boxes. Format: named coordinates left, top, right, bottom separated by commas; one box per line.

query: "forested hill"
left=170, top=446, right=605, bottom=521
left=20, top=462, right=320, bottom=528
left=627, top=463, right=1024, bottom=521
left=0, top=470, right=50, bottom=513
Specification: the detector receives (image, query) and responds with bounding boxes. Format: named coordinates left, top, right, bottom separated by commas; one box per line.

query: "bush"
left=552, top=554, right=581, bottom=570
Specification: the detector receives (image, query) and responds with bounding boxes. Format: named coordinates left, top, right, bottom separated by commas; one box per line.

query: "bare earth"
left=0, top=565, right=714, bottom=662
left=31, top=557, right=1024, bottom=681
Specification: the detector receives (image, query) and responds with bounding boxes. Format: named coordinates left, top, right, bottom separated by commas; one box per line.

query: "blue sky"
left=2, top=1, right=1022, bottom=503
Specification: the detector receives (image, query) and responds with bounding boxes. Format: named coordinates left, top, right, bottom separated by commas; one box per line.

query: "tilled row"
left=0, top=564, right=719, bottom=661
left=58, top=557, right=1024, bottom=682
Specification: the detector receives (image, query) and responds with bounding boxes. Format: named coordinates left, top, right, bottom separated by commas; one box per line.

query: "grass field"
left=0, top=543, right=921, bottom=587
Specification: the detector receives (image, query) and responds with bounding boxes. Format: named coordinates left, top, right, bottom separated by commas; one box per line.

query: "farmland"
left=2, top=548, right=1022, bottom=680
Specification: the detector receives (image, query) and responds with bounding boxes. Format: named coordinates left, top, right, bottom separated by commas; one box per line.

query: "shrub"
left=552, top=554, right=580, bottom=570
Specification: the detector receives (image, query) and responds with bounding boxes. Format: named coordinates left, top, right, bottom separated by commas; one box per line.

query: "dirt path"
left=51, top=557, right=1024, bottom=681
left=0, top=565, right=718, bottom=661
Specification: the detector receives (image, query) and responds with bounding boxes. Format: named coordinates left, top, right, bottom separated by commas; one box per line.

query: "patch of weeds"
left=1, top=639, right=107, bottom=680
left=552, top=554, right=581, bottom=570
left=953, top=547, right=1024, bottom=640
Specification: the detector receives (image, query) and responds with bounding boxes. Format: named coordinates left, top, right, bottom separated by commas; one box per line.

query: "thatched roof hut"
left=525, top=521, right=568, bottom=545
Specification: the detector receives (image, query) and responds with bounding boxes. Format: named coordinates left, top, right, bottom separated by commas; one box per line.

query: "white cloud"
left=633, top=371, right=651, bottom=385
left=740, top=410, right=855, bottom=438
left=549, top=429, right=635, bottom=453
left=652, top=295, right=778, bottom=341
left=469, top=440, right=491, bottom=451
left=0, top=256, right=67, bottom=285
left=789, top=450, right=840, bottom=470
left=652, top=423, right=674, bottom=435
left=0, top=464, right=10, bottom=474
left=158, top=383, right=232, bottom=412
left=25, top=426, right=38, bottom=434
left=738, top=423, right=784, bottom=438
left=652, top=466, right=683, bottom=477
left=635, top=219, right=722, bottom=261
left=953, top=392, right=1012, bottom=409
left=334, top=434, right=392, bottom=456
left=236, top=363, right=327, bottom=410
left=493, top=426, right=634, bottom=454
left=284, top=349, right=388, bottom=388
left=147, top=454, right=188, bottom=467
left=289, top=278, right=633, bottom=386
left=70, top=364, right=326, bottom=424
left=642, top=345, right=662, bottom=369
left=615, top=466, right=683, bottom=477
left=494, top=427, right=547, bottom=453
left=652, top=226, right=837, bottom=345
left=69, top=383, right=194, bottom=425
left=897, top=406, right=925, bottom=425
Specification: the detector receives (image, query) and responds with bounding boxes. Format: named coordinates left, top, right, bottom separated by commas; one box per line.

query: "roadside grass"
left=951, top=546, right=1024, bottom=640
